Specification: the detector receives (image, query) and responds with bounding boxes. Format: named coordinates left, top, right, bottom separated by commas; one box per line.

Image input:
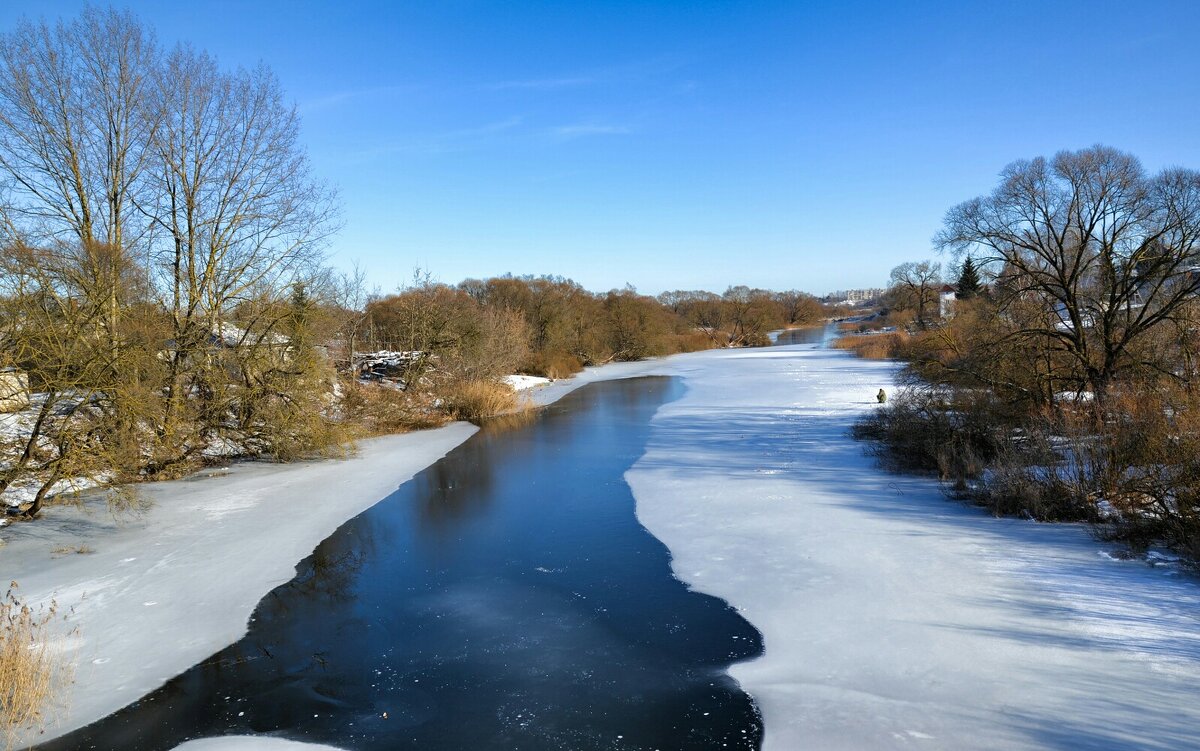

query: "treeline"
left=850, top=145, right=1200, bottom=562
left=356, top=275, right=825, bottom=379
left=0, top=8, right=828, bottom=519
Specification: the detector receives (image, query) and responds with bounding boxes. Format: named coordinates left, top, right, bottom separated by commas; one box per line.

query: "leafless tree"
left=935, top=145, right=1200, bottom=399
left=888, top=260, right=942, bottom=327
left=0, top=7, right=159, bottom=363
left=142, top=45, right=338, bottom=444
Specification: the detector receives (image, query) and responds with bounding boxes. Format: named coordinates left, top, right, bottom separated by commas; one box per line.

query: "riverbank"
left=4, top=423, right=479, bottom=746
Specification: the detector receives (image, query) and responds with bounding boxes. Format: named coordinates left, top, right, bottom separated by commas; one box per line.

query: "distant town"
left=823, top=288, right=885, bottom=306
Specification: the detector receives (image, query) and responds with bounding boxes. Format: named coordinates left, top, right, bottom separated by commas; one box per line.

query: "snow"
left=214, top=321, right=291, bottom=348
left=624, top=342, right=1200, bottom=749
left=1, top=393, right=107, bottom=510
left=501, top=374, right=552, bottom=391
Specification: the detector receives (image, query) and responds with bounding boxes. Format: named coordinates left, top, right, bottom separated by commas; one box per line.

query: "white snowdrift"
left=626, top=342, right=1200, bottom=750
left=501, top=373, right=552, bottom=391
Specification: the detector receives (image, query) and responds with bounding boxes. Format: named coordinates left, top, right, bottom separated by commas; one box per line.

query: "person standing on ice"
left=877, top=388, right=887, bottom=403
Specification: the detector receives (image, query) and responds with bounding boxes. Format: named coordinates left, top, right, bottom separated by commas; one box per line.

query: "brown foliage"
left=437, top=379, right=522, bottom=423
left=338, top=381, right=447, bottom=437
left=523, top=351, right=584, bottom=379
left=832, top=332, right=909, bottom=359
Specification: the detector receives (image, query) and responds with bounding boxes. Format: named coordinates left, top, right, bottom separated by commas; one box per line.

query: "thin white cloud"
left=550, top=123, right=633, bottom=140
left=298, top=84, right=419, bottom=114
left=445, top=116, right=525, bottom=138
left=486, top=55, right=693, bottom=93
left=487, top=76, right=599, bottom=91
left=341, top=116, right=526, bottom=161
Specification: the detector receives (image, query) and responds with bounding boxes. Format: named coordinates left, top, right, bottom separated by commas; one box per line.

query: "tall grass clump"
left=438, top=379, right=521, bottom=423
left=832, top=331, right=908, bottom=359
left=338, top=381, right=448, bottom=437
left=1, top=583, right=66, bottom=749
left=523, top=351, right=584, bottom=380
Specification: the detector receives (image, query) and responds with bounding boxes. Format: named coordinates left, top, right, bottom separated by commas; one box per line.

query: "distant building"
left=939, top=285, right=957, bottom=319
left=825, top=288, right=885, bottom=306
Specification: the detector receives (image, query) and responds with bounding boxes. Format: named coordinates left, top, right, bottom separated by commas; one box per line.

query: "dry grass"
left=666, top=330, right=715, bottom=354
left=1, top=583, right=67, bottom=750
left=49, top=545, right=94, bottom=557
left=833, top=331, right=909, bottom=359
left=438, top=379, right=522, bottom=423
left=523, top=351, right=584, bottom=380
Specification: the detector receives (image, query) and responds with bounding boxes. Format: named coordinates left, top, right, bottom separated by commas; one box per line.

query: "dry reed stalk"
left=440, top=379, right=522, bottom=422
left=832, top=332, right=907, bottom=359
left=1, top=582, right=67, bottom=750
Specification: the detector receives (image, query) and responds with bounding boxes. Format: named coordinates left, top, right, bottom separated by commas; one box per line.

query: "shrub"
left=667, top=330, right=714, bottom=354
left=852, top=387, right=1006, bottom=482
left=438, top=379, right=521, bottom=423
left=833, top=331, right=908, bottom=360
left=339, top=380, right=448, bottom=436
left=522, top=351, right=584, bottom=380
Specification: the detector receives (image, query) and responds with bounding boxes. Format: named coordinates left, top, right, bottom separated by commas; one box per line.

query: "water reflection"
left=42, top=377, right=763, bottom=751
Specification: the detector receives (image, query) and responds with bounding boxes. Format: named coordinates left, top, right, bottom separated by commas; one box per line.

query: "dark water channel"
left=774, top=325, right=833, bottom=347
left=43, top=377, right=763, bottom=750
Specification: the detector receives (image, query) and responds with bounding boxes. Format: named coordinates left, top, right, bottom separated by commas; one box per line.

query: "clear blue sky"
left=3, top=1, right=1199, bottom=296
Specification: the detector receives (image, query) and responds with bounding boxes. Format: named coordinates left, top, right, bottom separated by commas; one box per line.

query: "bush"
left=339, top=380, right=448, bottom=436
left=438, top=379, right=521, bottom=423
left=522, top=351, right=584, bottom=379
left=667, top=330, right=715, bottom=354
left=833, top=331, right=908, bottom=359
left=852, top=387, right=1005, bottom=482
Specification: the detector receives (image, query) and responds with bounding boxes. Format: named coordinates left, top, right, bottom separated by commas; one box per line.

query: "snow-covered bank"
left=174, top=738, right=344, bottom=751
left=625, top=343, right=1200, bottom=749
left=3, top=422, right=476, bottom=745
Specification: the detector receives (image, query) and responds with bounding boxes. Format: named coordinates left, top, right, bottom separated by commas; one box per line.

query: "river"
left=40, top=377, right=763, bottom=750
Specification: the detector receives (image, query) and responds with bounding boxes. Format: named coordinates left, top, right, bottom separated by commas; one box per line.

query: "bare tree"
left=888, top=260, right=942, bottom=327
left=0, top=8, right=158, bottom=361
left=935, top=145, right=1200, bottom=399
left=774, top=289, right=823, bottom=325
left=142, top=45, right=338, bottom=448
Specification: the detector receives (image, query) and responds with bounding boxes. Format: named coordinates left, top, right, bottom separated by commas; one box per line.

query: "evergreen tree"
left=956, top=256, right=982, bottom=299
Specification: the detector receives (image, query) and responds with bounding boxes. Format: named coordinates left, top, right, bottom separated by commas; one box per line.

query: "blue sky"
left=2, top=1, right=1199, bottom=296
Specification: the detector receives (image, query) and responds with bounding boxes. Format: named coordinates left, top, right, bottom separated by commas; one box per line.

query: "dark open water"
left=41, top=377, right=763, bottom=750
left=774, top=325, right=831, bottom=347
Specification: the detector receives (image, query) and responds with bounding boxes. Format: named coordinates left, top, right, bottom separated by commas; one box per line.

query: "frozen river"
left=37, top=378, right=761, bottom=750
left=18, top=331, right=1200, bottom=750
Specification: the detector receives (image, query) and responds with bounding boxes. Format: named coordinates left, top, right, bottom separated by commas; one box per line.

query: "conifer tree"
left=956, top=256, right=982, bottom=299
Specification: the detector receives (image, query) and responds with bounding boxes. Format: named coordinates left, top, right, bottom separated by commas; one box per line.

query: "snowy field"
left=7, top=340, right=1200, bottom=749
